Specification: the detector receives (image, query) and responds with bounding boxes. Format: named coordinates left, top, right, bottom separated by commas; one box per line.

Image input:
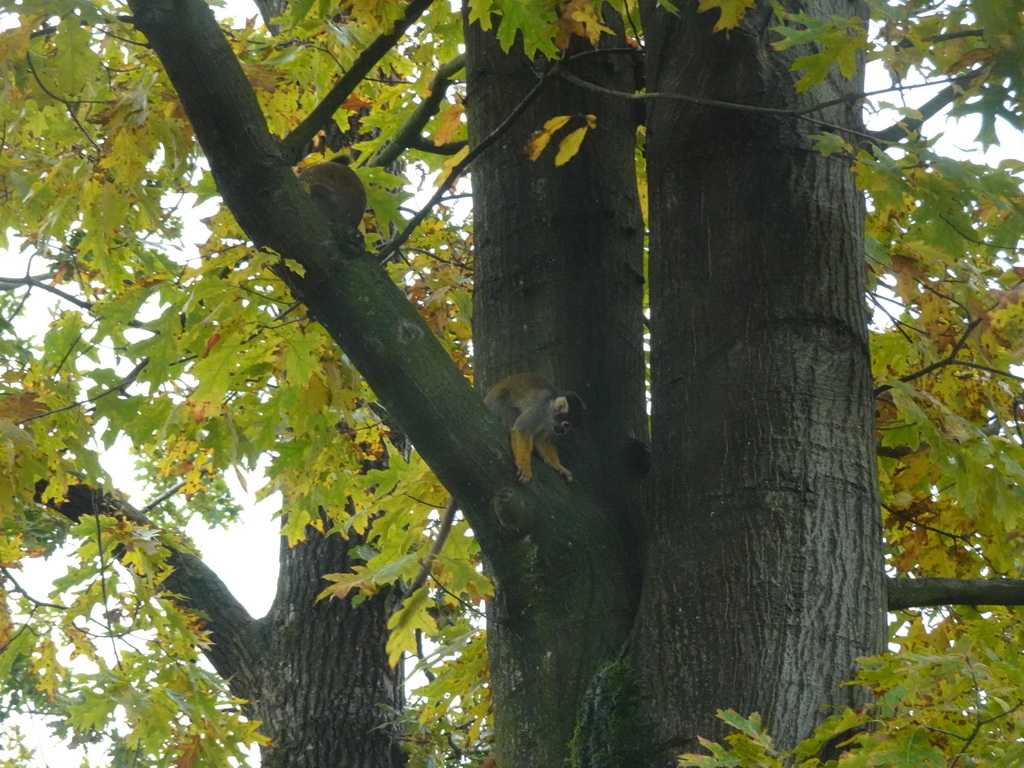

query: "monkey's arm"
left=534, top=438, right=573, bottom=482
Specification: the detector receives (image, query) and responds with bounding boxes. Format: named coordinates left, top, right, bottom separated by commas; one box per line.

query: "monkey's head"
left=551, top=391, right=584, bottom=436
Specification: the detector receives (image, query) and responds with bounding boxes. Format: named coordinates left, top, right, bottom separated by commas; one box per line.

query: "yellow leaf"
left=554, top=126, right=589, bottom=166
left=555, top=0, right=614, bottom=47
left=282, top=258, right=306, bottom=276
left=526, top=115, right=572, bottom=161
left=0, top=393, right=47, bottom=421
left=433, top=103, right=465, bottom=147
left=341, top=94, right=373, bottom=111
left=318, top=568, right=378, bottom=601
left=30, top=638, right=62, bottom=703
left=241, top=62, right=280, bottom=93
left=440, top=144, right=470, bottom=180
left=892, top=451, right=938, bottom=494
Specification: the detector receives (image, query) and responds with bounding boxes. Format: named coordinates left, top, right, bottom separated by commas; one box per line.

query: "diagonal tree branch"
left=374, top=56, right=560, bottom=263
left=0, top=274, right=94, bottom=311
left=367, top=53, right=466, bottom=169
left=875, top=316, right=985, bottom=396
left=19, top=359, right=149, bottom=425
left=871, top=72, right=981, bottom=144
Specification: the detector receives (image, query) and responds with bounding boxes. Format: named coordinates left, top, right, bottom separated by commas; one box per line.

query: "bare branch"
left=140, top=480, right=189, bottom=514
left=940, top=214, right=1024, bottom=254
left=367, top=54, right=466, bottom=169
left=280, top=0, right=437, bottom=162
left=0, top=274, right=94, bottom=311
left=375, top=57, right=561, bottom=263
left=18, top=358, right=149, bottom=425
left=24, top=51, right=102, bottom=154
left=1, top=567, right=67, bottom=610
left=887, top=577, right=1024, bottom=610
left=404, top=498, right=457, bottom=600
left=875, top=317, right=984, bottom=395
left=871, top=73, right=980, bottom=144
left=559, top=56, right=986, bottom=147
left=558, top=68, right=880, bottom=143
left=407, top=135, right=468, bottom=155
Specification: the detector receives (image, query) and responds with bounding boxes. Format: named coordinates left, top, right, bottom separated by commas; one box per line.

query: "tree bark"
left=463, top=11, right=648, bottom=767
left=635, top=0, right=885, bottom=757
left=255, top=511, right=405, bottom=768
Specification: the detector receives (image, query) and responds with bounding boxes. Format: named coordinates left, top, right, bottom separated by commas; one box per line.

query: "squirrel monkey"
left=296, top=156, right=366, bottom=229
left=485, top=372, right=584, bottom=482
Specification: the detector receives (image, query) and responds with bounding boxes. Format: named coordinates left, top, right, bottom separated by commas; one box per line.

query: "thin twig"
left=557, top=68, right=880, bottom=143
left=18, top=358, right=149, bottom=425
left=140, top=480, right=188, bottom=514
left=869, top=292, right=917, bottom=344
left=940, top=215, right=1024, bottom=253
left=24, top=51, right=101, bottom=153
left=0, top=275, right=94, bottom=311
left=93, top=510, right=126, bottom=673
left=875, top=317, right=983, bottom=394
left=1, top=567, right=67, bottom=610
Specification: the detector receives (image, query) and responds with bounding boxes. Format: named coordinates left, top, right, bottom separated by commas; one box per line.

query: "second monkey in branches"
left=297, top=156, right=366, bottom=229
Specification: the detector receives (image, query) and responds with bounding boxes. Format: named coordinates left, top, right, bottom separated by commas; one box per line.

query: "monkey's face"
left=551, top=392, right=584, bottom=436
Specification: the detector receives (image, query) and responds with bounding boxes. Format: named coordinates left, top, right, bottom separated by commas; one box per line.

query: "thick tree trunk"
left=464, top=12, right=647, bottom=768
left=635, top=0, right=885, bottom=758
left=253, top=519, right=405, bottom=768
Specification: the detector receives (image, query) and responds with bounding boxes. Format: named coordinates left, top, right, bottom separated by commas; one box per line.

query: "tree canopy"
left=1, top=0, right=1023, bottom=766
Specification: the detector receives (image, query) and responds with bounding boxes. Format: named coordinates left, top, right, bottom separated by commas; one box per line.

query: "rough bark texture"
left=464, top=13, right=648, bottom=768
left=634, top=0, right=885, bottom=758
left=255, top=515, right=405, bottom=768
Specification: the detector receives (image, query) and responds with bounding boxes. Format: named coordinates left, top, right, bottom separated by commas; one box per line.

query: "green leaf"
left=697, top=0, right=757, bottom=31
left=386, top=587, right=437, bottom=667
